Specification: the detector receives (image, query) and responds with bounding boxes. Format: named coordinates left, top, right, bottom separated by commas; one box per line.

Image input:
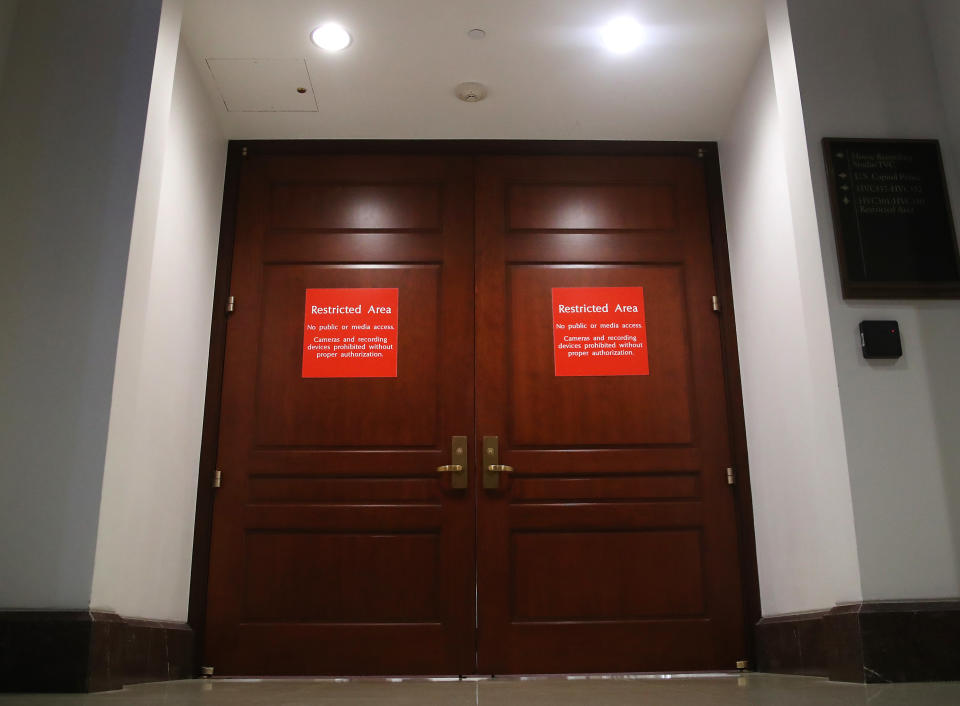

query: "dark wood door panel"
left=243, top=531, right=443, bottom=622
left=510, top=473, right=700, bottom=502
left=508, top=263, right=695, bottom=448
left=243, top=504, right=443, bottom=531
left=506, top=183, right=677, bottom=231
left=246, top=448, right=452, bottom=475
left=507, top=447, right=704, bottom=473
left=247, top=476, right=441, bottom=503
left=270, top=182, right=442, bottom=231
left=256, top=264, right=441, bottom=449
left=506, top=232, right=685, bottom=265
left=227, top=624, right=451, bottom=676
left=511, top=530, right=706, bottom=620
left=497, top=621, right=718, bottom=674
left=263, top=231, right=443, bottom=263
left=507, top=501, right=704, bottom=530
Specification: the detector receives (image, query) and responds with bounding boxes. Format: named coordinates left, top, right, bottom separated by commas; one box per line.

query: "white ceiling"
left=181, top=0, right=767, bottom=141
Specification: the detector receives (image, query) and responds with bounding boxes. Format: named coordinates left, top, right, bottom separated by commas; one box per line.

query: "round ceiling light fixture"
left=600, top=16, right=646, bottom=54
left=311, top=22, right=352, bottom=51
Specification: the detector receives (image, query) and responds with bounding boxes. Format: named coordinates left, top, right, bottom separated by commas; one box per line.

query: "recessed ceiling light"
left=600, top=17, right=646, bottom=54
left=311, top=22, right=352, bottom=52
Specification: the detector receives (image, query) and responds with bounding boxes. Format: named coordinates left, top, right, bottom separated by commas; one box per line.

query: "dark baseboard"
left=0, top=610, right=192, bottom=693
left=755, top=609, right=831, bottom=677
left=757, top=600, right=960, bottom=683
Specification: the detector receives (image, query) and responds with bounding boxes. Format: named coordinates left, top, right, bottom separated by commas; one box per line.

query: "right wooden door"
left=475, top=155, right=746, bottom=673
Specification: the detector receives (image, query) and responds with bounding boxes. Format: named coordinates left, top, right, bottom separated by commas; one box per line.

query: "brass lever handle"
left=438, top=436, right=468, bottom=489
left=482, top=436, right=512, bottom=489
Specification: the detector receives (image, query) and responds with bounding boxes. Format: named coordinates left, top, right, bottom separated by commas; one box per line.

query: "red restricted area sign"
left=302, top=288, right=398, bottom=378
left=552, top=286, right=649, bottom=377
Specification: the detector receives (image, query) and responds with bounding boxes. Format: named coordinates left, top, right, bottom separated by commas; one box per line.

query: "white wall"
left=924, top=1, right=960, bottom=191
left=0, top=0, right=18, bottom=88
left=0, top=0, right=163, bottom=609
left=720, top=37, right=862, bottom=615
left=91, top=28, right=228, bottom=619
left=786, top=0, right=960, bottom=601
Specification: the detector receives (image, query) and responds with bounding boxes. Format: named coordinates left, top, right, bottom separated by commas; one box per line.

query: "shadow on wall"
left=917, top=302, right=960, bottom=594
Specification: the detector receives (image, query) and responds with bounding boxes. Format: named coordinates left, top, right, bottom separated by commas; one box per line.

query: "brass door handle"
left=482, top=436, right=512, bottom=489
left=437, top=436, right=468, bottom=489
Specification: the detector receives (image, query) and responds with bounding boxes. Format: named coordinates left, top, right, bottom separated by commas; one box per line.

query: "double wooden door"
left=204, top=150, right=747, bottom=676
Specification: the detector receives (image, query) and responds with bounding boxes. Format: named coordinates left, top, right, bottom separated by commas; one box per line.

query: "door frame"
left=187, top=140, right=761, bottom=676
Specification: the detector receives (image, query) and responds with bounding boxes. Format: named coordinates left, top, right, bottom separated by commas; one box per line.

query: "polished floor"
left=4, top=674, right=960, bottom=705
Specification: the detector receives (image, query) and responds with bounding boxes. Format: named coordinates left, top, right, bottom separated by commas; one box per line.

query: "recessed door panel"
left=270, top=183, right=442, bottom=231
left=511, top=530, right=706, bottom=620
left=243, top=531, right=442, bottom=622
left=255, top=264, right=440, bottom=448
left=508, top=264, right=694, bottom=447
left=507, top=183, right=677, bottom=231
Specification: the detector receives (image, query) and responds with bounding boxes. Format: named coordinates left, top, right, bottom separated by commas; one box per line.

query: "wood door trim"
left=234, top=140, right=711, bottom=157
left=701, top=143, right=762, bottom=666
left=187, top=140, right=760, bottom=674
left=188, top=141, right=244, bottom=675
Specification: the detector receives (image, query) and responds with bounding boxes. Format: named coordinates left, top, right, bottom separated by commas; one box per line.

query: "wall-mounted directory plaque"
left=823, top=138, right=960, bottom=298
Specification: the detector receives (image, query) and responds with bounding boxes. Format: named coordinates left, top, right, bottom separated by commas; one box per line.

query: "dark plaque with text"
left=824, top=138, right=960, bottom=298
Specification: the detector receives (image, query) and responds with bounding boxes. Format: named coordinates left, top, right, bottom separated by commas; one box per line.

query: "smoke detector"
left=455, top=82, right=487, bottom=102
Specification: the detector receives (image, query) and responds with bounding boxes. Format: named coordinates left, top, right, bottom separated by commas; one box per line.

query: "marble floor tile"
left=2, top=673, right=960, bottom=705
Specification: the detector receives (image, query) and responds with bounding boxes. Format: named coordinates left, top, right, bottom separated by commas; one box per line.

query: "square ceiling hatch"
left=206, top=58, right=318, bottom=112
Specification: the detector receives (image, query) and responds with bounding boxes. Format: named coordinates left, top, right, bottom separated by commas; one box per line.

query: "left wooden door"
left=204, top=154, right=477, bottom=676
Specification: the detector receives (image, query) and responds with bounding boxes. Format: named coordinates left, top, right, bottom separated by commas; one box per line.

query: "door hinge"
left=226, top=295, right=235, bottom=314
left=201, top=665, right=215, bottom=677
left=213, top=469, right=222, bottom=489
left=712, top=295, right=721, bottom=312
left=241, top=146, right=248, bottom=157
left=726, top=467, right=736, bottom=486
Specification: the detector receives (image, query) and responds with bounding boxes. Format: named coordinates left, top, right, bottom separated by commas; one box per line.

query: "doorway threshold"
left=207, top=671, right=743, bottom=683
